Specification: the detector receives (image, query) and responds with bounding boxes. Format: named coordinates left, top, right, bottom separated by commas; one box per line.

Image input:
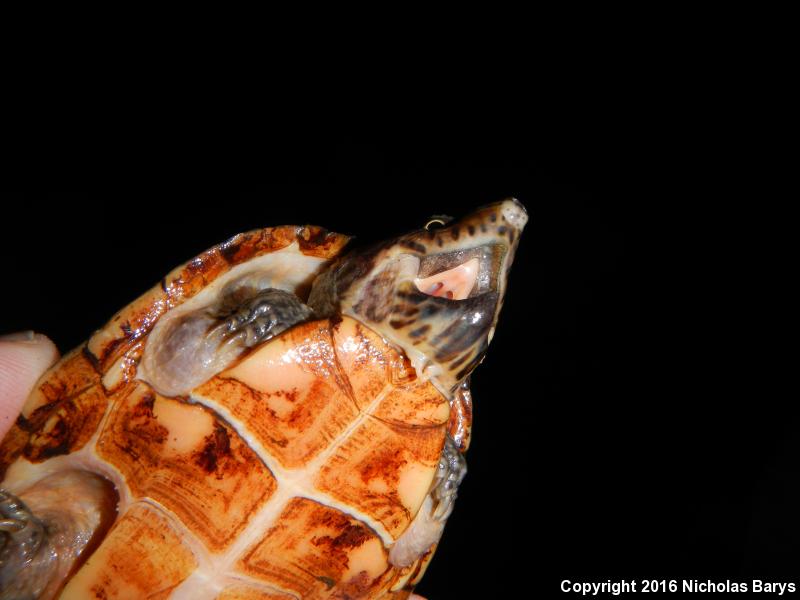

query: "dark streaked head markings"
left=308, top=198, right=527, bottom=397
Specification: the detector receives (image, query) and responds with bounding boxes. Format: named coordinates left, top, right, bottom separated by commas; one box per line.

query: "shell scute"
left=96, top=383, right=278, bottom=553
left=237, top=497, right=391, bottom=600
left=193, top=321, right=362, bottom=470
left=20, top=346, right=101, bottom=420
left=371, top=380, right=450, bottom=429
left=329, top=320, right=392, bottom=412
left=24, top=382, right=107, bottom=463
left=0, top=347, right=106, bottom=475
left=314, top=415, right=445, bottom=539
left=59, top=503, right=197, bottom=599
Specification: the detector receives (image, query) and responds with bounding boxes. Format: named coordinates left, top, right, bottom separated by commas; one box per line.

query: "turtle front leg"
left=0, top=470, right=117, bottom=600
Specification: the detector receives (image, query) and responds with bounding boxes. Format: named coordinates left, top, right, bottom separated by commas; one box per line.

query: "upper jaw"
left=395, top=197, right=527, bottom=298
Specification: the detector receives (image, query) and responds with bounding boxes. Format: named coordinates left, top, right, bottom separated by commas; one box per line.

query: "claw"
left=0, top=488, right=46, bottom=591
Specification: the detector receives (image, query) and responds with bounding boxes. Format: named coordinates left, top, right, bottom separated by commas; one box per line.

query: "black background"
left=0, top=138, right=794, bottom=597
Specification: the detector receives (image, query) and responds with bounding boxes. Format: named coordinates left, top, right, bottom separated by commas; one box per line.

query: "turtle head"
left=308, top=198, right=527, bottom=396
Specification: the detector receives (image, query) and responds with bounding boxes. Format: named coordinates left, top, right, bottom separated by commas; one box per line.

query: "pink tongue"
left=414, top=258, right=479, bottom=300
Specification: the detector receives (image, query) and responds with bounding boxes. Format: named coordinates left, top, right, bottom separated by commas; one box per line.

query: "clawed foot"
left=0, top=488, right=45, bottom=566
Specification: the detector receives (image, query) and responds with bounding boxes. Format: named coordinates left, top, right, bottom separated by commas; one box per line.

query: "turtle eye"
left=424, top=215, right=453, bottom=230
left=414, top=258, right=479, bottom=300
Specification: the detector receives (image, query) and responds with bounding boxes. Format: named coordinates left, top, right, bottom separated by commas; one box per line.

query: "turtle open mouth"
left=413, top=245, right=502, bottom=301
left=414, top=258, right=478, bottom=300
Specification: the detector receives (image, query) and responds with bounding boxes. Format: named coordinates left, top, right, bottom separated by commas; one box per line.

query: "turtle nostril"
left=501, top=199, right=528, bottom=230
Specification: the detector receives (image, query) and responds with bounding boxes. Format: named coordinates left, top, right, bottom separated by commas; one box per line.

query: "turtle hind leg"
left=389, top=436, right=467, bottom=569
left=0, top=490, right=46, bottom=599
left=0, top=470, right=118, bottom=600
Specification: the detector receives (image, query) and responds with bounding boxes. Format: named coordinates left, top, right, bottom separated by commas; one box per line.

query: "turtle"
left=0, top=198, right=527, bottom=600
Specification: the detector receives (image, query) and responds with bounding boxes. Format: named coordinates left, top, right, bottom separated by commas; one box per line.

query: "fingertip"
left=0, top=332, right=60, bottom=438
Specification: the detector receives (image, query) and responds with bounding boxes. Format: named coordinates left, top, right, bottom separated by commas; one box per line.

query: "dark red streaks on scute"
left=24, top=406, right=92, bottom=460
left=268, top=436, right=289, bottom=448
left=218, top=230, right=285, bottom=266
left=359, top=446, right=408, bottom=486
left=0, top=427, right=27, bottom=479
left=239, top=496, right=389, bottom=597
left=286, top=380, right=323, bottom=428
left=34, top=350, right=100, bottom=411
left=92, top=337, right=125, bottom=369
left=116, top=440, right=141, bottom=462
left=15, top=370, right=109, bottom=464
left=121, top=392, right=169, bottom=449
left=35, top=420, right=69, bottom=457
left=120, top=321, right=134, bottom=338
left=137, top=392, right=155, bottom=413
left=298, top=225, right=350, bottom=258
left=16, top=400, right=59, bottom=432
left=195, top=423, right=232, bottom=474
left=279, top=388, right=300, bottom=403
left=98, top=389, right=278, bottom=552
left=335, top=570, right=375, bottom=599
left=219, top=237, right=244, bottom=263
left=311, top=521, right=371, bottom=552
left=82, top=345, right=102, bottom=373
left=318, top=576, right=336, bottom=590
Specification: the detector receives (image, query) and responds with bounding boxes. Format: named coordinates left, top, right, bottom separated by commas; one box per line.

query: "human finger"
left=0, top=331, right=60, bottom=439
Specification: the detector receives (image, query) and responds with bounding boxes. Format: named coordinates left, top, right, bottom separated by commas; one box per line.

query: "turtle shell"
left=0, top=225, right=468, bottom=599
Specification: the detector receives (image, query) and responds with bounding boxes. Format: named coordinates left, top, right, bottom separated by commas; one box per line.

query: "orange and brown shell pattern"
left=0, top=199, right=526, bottom=599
